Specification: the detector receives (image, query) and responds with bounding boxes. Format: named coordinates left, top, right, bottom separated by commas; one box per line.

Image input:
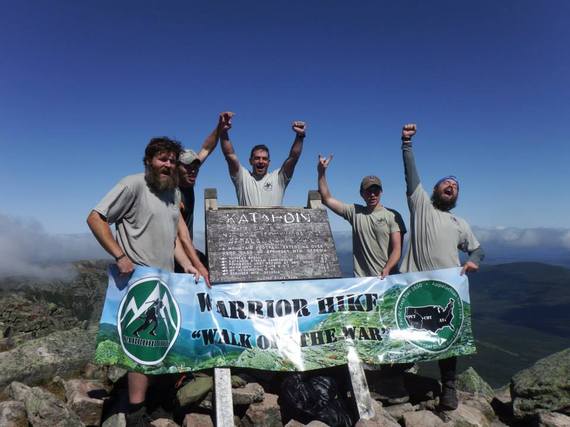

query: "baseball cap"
left=360, top=175, right=382, bottom=191
left=179, top=149, right=201, bottom=166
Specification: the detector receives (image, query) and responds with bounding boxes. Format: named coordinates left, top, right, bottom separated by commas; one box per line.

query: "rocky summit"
left=1, top=261, right=569, bottom=426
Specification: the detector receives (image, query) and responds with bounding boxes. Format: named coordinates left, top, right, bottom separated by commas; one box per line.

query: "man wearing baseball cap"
left=400, top=123, right=484, bottom=410
left=175, top=112, right=234, bottom=284
left=317, top=155, right=408, bottom=405
left=317, top=156, right=405, bottom=279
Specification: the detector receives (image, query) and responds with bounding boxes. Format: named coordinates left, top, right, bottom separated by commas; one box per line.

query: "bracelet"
left=115, top=254, right=127, bottom=262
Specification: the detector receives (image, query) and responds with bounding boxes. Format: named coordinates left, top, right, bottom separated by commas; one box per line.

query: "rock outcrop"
left=511, top=348, right=570, bottom=421
left=0, top=326, right=97, bottom=388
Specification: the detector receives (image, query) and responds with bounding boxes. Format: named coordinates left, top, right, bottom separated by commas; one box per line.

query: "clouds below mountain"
left=333, top=226, right=570, bottom=267
left=473, top=226, right=570, bottom=249
left=1, top=211, right=569, bottom=280
left=0, top=213, right=106, bottom=279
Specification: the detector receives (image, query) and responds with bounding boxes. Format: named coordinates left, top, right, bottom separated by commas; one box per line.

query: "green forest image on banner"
left=95, top=266, right=476, bottom=374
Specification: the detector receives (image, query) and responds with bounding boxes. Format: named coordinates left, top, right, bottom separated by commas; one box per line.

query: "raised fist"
left=402, top=123, right=417, bottom=142
left=292, top=121, right=306, bottom=136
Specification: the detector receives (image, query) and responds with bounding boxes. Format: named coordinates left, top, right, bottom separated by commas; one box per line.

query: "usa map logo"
left=395, top=279, right=463, bottom=353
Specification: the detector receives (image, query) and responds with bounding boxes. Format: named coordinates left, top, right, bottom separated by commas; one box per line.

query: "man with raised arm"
left=318, top=154, right=409, bottom=405
left=317, top=154, right=405, bottom=278
left=87, top=137, right=198, bottom=427
left=175, top=112, right=234, bottom=284
left=220, top=113, right=306, bottom=206
left=400, top=123, right=485, bottom=411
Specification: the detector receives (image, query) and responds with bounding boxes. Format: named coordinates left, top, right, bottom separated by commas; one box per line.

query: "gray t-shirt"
left=94, top=173, right=181, bottom=272
left=340, top=204, right=401, bottom=277
left=400, top=184, right=480, bottom=273
left=232, top=165, right=290, bottom=207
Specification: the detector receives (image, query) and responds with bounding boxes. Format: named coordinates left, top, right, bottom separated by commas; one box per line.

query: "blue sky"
left=1, top=0, right=569, bottom=238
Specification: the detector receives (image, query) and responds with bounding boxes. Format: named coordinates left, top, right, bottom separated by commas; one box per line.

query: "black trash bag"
left=279, top=373, right=354, bottom=427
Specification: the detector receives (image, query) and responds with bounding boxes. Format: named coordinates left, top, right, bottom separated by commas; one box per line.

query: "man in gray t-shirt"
left=87, top=137, right=197, bottom=426
left=220, top=113, right=307, bottom=206
left=317, top=155, right=405, bottom=278
left=400, top=123, right=484, bottom=411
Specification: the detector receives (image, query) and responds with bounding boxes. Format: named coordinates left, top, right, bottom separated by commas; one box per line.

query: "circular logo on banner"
left=117, top=277, right=181, bottom=365
left=395, top=280, right=463, bottom=352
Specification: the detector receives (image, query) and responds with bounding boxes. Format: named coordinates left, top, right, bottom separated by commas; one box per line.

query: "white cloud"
left=0, top=213, right=106, bottom=279
left=472, top=226, right=570, bottom=249
left=561, top=231, right=570, bottom=250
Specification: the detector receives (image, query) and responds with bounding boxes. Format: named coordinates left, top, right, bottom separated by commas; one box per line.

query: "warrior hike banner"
left=94, top=267, right=476, bottom=374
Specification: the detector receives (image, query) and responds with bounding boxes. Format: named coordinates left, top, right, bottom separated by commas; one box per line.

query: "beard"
left=145, top=165, right=179, bottom=192
left=431, top=190, right=457, bottom=211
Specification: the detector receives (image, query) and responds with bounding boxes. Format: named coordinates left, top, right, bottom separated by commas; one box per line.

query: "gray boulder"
left=176, top=375, right=213, bottom=407
left=0, top=400, right=27, bottom=427
left=182, top=413, right=213, bottom=427
left=457, top=367, right=495, bottom=403
left=401, top=410, right=446, bottom=427
left=63, top=378, right=108, bottom=426
left=232, top=382, right=264, bottom=405
left=241, top=392, right=283, bottom=426
left=537, top=412, right=570, bottom=427
left=0, top=326, right=97, bottom=388
left=355, top=399, right=400, bottom=427
left=5, top=381, right=84, bottom=427
left=511, top=348, right=570, bottom=419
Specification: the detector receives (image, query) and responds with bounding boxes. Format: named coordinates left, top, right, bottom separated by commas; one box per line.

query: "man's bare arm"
left=381, top=231, right=402, bottom=279
left=177, top=216, right=211, bottom=287
left=281, top=121, right=306, bottom=179
left=87, top=210, right=134, bottom=275
left=219, top=112, right=240, bottom=177
left=317, top=155, right=345, bottom=216
left=174, top=237, right=199, bottom=278
left=196, top=111, right=234, bottom=164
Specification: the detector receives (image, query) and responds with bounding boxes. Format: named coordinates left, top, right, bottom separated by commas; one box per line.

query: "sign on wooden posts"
left=206, top=207, right=342, bottom=283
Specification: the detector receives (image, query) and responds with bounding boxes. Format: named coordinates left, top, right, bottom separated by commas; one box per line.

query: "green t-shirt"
left=340, top=204, right=402, bottom=277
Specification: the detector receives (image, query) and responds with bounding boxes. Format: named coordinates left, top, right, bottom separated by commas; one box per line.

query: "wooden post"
left=205, top=188, right=234, bottom=427
left=308, top=190, right=375, bottom=420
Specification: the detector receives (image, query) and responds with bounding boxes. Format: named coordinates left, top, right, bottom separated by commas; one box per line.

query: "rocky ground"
left=0, top=261, right=568, bottom=426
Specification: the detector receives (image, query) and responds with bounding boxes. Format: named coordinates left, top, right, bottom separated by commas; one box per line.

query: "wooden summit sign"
left=206, top=206, right=342, bottom=283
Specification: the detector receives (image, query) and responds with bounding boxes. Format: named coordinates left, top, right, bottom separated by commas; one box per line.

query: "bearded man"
left=87, top=137, right=196, bottom=426
left=400, top=123, right=484, bottom=411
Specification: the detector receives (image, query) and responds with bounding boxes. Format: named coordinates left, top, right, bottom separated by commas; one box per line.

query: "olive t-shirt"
left=340, top=204, right=402, bottom=277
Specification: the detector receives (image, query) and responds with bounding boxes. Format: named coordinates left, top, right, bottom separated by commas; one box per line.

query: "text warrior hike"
left=196, top=292, right=380, bottom=319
